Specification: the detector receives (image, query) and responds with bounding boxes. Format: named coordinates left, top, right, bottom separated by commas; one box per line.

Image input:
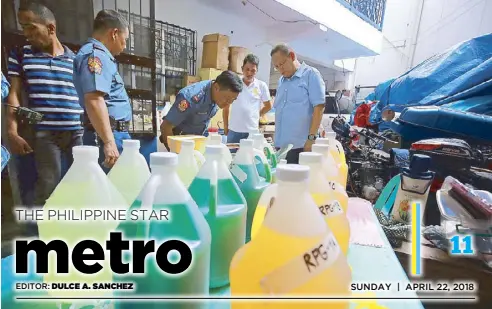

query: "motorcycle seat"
left=390, top=106, right=492, bottom=145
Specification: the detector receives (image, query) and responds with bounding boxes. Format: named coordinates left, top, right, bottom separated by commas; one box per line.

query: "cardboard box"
left=201, top=33, right=229, bottom=71
left=198, top=68, right=223, bottom=81
left=183, top=74, right=201, bottom=87
left=228, top=46, right=249, bottom=74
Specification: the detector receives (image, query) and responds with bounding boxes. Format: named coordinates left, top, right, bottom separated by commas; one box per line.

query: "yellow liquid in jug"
left=39, top=182, right=120, bottom=298
left=329, top=148, right=348, bottom=188
left=313, top=194, right=350, bottom=256
left=230, top=226, right=351, bottom=309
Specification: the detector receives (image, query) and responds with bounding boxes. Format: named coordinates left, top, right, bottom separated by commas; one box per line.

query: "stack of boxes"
left=184, top=33, right=249, bottom=130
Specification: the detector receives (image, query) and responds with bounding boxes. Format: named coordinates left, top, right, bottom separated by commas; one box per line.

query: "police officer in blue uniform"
left=160, top=71, right=243, bottom=151
left=73, top=10, right=131, bottom=170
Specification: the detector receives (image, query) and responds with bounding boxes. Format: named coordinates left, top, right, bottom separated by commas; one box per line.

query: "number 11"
left=450, top=235, right=474, bottom=255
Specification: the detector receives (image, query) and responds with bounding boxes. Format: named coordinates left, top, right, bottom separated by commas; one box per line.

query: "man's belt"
left=84, top=116, right=130, bottom=132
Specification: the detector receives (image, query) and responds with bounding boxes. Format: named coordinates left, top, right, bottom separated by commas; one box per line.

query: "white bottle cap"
left=249, top=128, right=260, bottom=134
left=312, top=144, right=330, bottom=154
left=252, top=133, right=264, bottom=141
left=240, top=139, right=254, bottom=147
left=181, top=139, right=195, bottom=146
left=123, top=139, right=140, bottom=148
left=279, top=159, right=287, bottom=165
left=299, top=152, right=323, bottom=165
left=326, top=132, right=336, bottom=139
left=205, top=145, right=223, bottom=155
left=150, top=152, right=177, bottom=166
left=276, top=164, right=309, bottom=182
left=209, top=134, right=222, bottom=142
left=316, top=138, right=330, bottom=145
left=73, top=146, right=99, bottom=160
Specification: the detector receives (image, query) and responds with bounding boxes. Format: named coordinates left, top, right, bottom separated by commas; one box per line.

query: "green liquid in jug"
left=230, top=163, right=269, bottom=243
left=188, top=177, right=247, bottom=288
left=115, top=201, right=210, bottom=309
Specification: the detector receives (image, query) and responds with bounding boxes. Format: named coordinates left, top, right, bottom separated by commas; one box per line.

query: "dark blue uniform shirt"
left=164, top=80, right=218, bottom=135
left=73, top=38, right=132, bottom=122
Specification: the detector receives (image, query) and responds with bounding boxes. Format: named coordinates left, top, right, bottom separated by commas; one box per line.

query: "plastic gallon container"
left=115, top=152, right=211, bottom=309
left=39, top=146, right=127, bottom=304
left=230, top=139, right=272, bottom=242
left=229, top=164, right=352, bottom=309
left=108, top=139, right=151, bottom=206
left=189, top=145, right=247, bottom=288
left=299, top=152, right=350, bottom=255
left=176, top=139, right=206, bottom=188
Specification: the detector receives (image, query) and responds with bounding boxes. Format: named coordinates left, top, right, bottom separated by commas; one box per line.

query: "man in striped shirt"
left=6, top=2, right=83, bottom=233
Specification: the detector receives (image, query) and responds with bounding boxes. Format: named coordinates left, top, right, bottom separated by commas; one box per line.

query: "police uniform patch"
left=178, top=100, right=190, bottom=112
left=88, top=56, right=102, bottom=74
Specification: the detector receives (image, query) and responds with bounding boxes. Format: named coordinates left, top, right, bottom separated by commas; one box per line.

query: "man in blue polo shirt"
left=6, top=3, right=83, bottom=227
left=270, top=44, right=326, bottom=164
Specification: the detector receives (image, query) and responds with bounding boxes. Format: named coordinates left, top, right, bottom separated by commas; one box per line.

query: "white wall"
left=353, top=0, right=421, bottom=89
left=412, top=0, right=492, bottom=65
left=155, top=0, right=272, bottom=83
left=353, top=0, right=492, bottom=92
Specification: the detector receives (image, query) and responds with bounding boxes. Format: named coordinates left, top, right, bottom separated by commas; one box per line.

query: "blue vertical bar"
left=416, top=203, right=421, bottom=275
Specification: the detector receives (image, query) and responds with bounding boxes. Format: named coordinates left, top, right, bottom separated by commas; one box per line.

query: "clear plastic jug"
left=230, top=165, right=351, bottom=309
left=189, top=145, right=247, bottom=288
left=176, top=139, right=206, bottom=188
left=207, top=133, right=232, bottom=167
left=317, top=136, right=348, bottom=188
left=108, top=139, right=151, bottom=206
left=39, top=146, right=127, bottom=300
left=230, top=139, right=272, bottom=242
left=299, top=152, right=350, bottom=255
left=391, top=154, right=434, bottom=223
left=115, top=152, right=211, bottom=309
left=312, top=144, right=349, bottom=213
left=324, top=132, right=346, bottom=164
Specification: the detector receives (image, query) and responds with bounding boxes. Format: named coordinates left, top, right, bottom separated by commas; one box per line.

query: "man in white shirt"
left=223, top=54, right=272, bottom=143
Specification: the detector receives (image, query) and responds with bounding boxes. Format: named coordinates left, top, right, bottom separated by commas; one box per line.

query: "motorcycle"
left=331, top=96, right=492, bottom=212
left=331, top=93, right=400, bottom=202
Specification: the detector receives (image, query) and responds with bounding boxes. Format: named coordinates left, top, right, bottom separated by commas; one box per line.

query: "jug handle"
left=193, top=150, right=206, bottom=168
left=253, top=149, right=272, bottom=183
left=251, top=183, right=278, bottom=239
left=139, top=175, right=161, bottom=236
left=264, top=146, right=277, bottom=168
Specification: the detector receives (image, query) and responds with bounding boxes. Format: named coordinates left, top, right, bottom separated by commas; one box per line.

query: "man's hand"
left=304, top=139, right=315, bottom=152
left=103, top=140, right=119, bottom=168
left=8, top=133, right=33, bottom=155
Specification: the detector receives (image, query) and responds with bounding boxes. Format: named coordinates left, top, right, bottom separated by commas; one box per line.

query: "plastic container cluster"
left=38, top=132, right=352, bottom=309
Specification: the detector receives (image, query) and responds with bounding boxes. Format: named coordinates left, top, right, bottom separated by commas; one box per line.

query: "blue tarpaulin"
left=371, top=33, right=492, bottom=122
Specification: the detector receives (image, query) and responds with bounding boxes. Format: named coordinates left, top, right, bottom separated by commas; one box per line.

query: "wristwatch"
left=307, top=134, right=317, bottom=141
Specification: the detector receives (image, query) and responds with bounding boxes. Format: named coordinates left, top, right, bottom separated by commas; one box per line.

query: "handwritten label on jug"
left=319, top=201, right=343, bottom=218
left=230, top=163, right=248, bottom=183
left=328, top=181, right=336, bottom=191
left=260, top=233, right=340, bottom=294
left=336, top=144, right=341, bottom=154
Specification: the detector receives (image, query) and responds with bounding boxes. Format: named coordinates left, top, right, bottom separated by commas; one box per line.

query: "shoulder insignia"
left=88, top=56, right=102, bottom=74
left=178, top=100, right=190, bottom=112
